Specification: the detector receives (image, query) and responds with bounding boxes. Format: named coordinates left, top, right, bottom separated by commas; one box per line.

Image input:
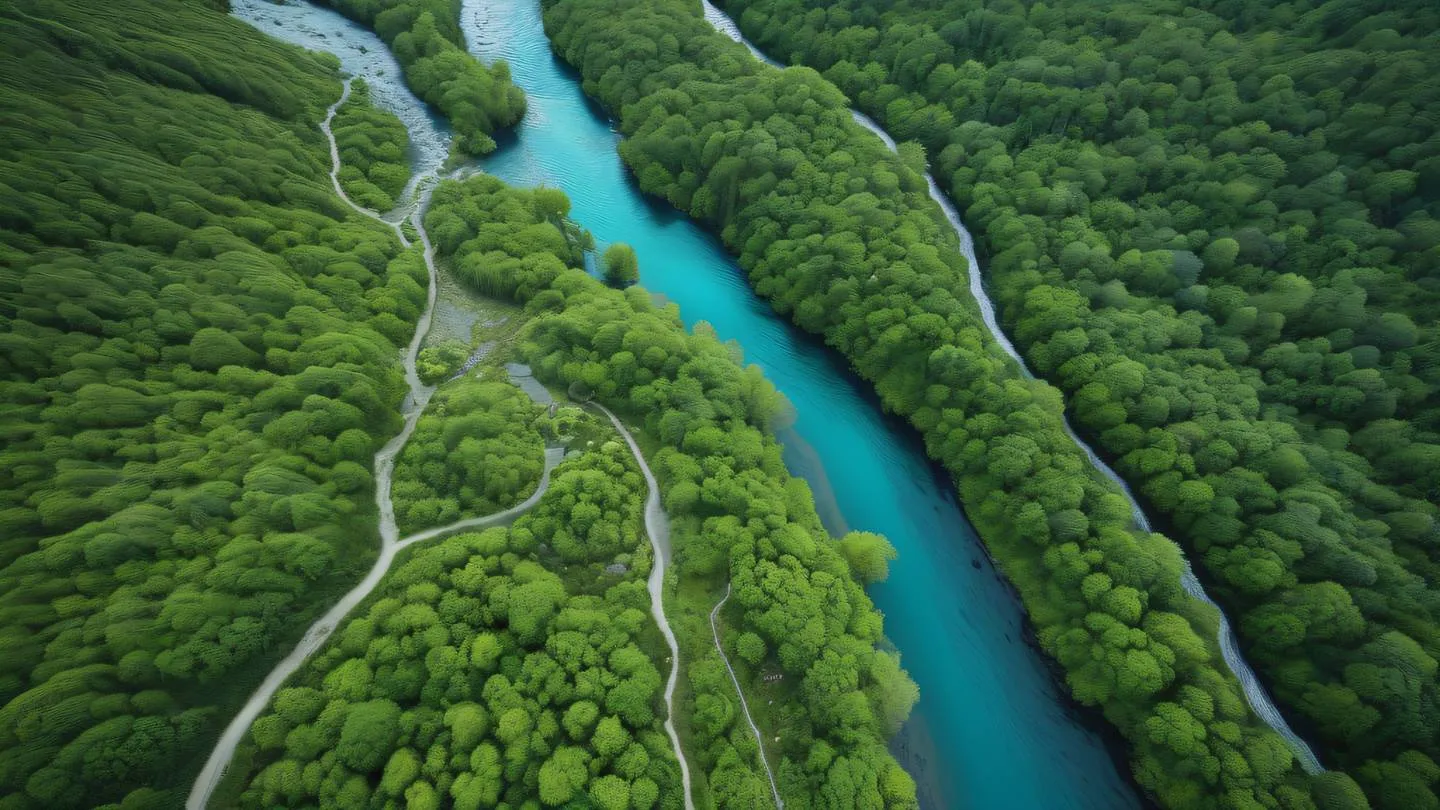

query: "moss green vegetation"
left=317, top=0, right=527, bottom=154
left=332, top=79, right=412, bottom=211
left=391, top=378, right=546, bottom=536
left=426, top=173, right=920, bottom=807
left=0, top=0, right=429, bottom=806
left=537, top=0, right=1396, bottom=806
left=711, top=0, right=1440, bottom=806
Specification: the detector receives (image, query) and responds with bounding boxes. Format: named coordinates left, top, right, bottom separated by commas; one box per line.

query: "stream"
left=700, top=0, right=1324, bottom=775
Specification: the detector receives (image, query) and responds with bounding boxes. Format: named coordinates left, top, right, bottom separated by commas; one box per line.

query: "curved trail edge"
left=587, top=403, right=696, bottom=810
left=710, top=584, right=784, bottom=809
left=699, top=0, right=1324, bottom=774
left=187, top=81, right=561, bottom=809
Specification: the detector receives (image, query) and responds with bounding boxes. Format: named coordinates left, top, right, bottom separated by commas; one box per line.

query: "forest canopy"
left=537, top=0, right=1437, bottom=805
left=0, top=0, right=427, bottom=806
left=711, top=0, right=1440, bottom=805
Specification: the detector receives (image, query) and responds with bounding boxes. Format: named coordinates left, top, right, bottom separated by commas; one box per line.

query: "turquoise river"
left=232, top=0, right=1145, bottom=806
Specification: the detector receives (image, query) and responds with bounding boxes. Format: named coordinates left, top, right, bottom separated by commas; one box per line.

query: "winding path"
left=320, top=82, right=411, bottom=248
left=710, top=584, right=784, bottom=809
left=187, top=82, right=559, bottom=809
left=587, top=403, right=696, bottom=810
left=700, top=0, right=1325, bottom=775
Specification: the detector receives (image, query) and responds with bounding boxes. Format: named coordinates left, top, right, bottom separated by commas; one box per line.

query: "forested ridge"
left=537, top=0, right=1433, bottom=805
left=0, top=1, right=426, bottom=806
left=706, top=0, right=1440, bottom=805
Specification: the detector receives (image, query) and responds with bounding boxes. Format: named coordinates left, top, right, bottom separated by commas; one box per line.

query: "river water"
left=232, top=1, right=1142, bottom=807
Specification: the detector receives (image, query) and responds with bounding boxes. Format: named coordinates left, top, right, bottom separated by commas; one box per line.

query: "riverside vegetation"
left=330, top=79, right=413, bottom=212
left=538, top=0, right=1413, bottom=806
left=704, top=0, right=1440, bottom=806
left=310, top=0, right=527, bottom=154
left=215, top=154, right=921, bottom=808
left=419, top=173, right=921, bottom=807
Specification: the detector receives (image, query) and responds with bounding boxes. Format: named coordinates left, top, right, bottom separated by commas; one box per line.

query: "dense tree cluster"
left=425, top=173, right=921, bottom=807
left=536, top=0, right=1397, bottom=805
left=233, top=443, right=687, bottom=808
left=317, top=0, right=526, bottom=153
left=712, top=0, right=1440, bottom=805
left=0, top=1, right=426, bottom=806
left=391, top=378, right=545, bottom=535
left=331, top=79, right=412, bottom=211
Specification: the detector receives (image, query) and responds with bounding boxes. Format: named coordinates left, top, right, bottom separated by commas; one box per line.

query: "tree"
left=538, top=747, right=590, bottom=805
left=602, top=243, right=639, bottom=286
left=837, top=531, right=897, bottom=584
left=335, top=700, right=402, bottom=772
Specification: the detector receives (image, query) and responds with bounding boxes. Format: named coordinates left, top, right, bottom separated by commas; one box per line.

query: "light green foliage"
left=838, top=530, right=898, bottom=584
left=415, top=338, right=471, bottom=383
left=510, top=439, right=642, bottom=564
left=0, top=1, right=422, bottom=806
left=236, top=507, right=685, bottom=806
left=332, top=78, right=411, bottom=211
left=390, top=377, right=545, bottom=533
left=602, top=242, right=639, bottom=286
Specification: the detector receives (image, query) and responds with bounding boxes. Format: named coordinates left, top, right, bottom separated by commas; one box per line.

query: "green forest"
left=0, top=0, right=916, bottom=806
left=707, top=0, right=1440, bottom=805
left=331, top=79, right=412, bottom=212
left=541, top=0, right=1438, bottom=805
left=0, top=1, right=423, bottom=806
left=205, top=158, right=922, bottom=806
left=229, top=440, right=689, bottom=809
left=391, top=378, right=545, bottom=535
left=422, top=173, right=920, bottom=806
left=5, top=0, right=1438, bottom=806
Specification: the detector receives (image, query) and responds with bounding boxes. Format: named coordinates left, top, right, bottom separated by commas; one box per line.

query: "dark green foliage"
left=425, top=173, right=920, bottom=808
left=318, top=0, right=526, bottom=153
left=712, top=0, right=1440, bottom=805
left=332, top=78, right=411, bottom=210
left=533, top=0, right=1395, bottom=805
left=0, top=0, right=425, bottom=806
left=391, top=378, right=546, bottom=534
